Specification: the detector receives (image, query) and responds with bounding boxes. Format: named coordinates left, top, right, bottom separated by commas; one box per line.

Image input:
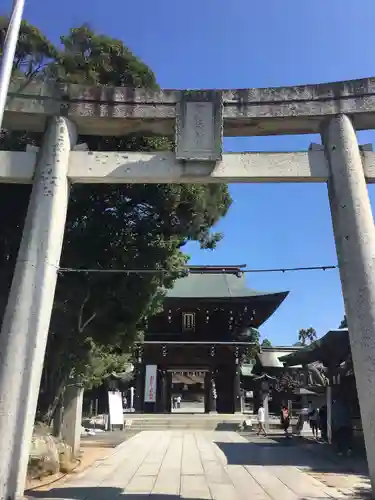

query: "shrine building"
left=134, top=265, right=288, bottom=414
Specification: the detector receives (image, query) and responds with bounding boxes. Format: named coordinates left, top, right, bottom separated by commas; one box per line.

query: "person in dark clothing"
left=318, top=405, right=328, bottom=441
left=308, top=403, right=319, bottom=439
left=280, top=405, right=291, bottom=437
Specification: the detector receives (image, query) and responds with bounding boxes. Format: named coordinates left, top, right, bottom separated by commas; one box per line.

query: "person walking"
left=318, top=405, right=328, bottom=441
left=280, top=404, right=290, bottom=437
left=295, top=410, right=304, bottom=436
left=257, top=403, right=267, bottom=436
left=308, top=403, right=319, bottom=439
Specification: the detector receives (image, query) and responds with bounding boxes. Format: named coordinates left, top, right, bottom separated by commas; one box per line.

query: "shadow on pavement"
left=29, top=490, right=203, bottom=499
left=350, top=485, right=374, bottom=499
left=216, top=437, right=369, bottom=475
left=28, top=486, right=374, bottom=500
left=217, top=438, right=372, bottom=498
left=27, top=483, right=374, bottom=500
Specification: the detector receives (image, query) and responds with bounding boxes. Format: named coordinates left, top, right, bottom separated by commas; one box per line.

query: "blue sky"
left=12, top=0, right=375, bottom=345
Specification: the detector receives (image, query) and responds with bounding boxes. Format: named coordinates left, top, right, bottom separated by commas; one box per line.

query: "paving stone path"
left=32, top=430, right=371, bottom=499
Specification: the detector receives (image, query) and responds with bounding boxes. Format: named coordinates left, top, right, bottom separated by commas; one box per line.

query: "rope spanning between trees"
left=58, top=264, right=338, bottom=275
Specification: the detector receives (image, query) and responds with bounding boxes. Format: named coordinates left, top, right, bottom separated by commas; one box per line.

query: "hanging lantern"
left=137, top=346, right=143, bottom=363
left=228, top=310, right=234, bottom=331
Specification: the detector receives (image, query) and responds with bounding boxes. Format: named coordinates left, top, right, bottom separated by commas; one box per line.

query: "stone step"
left=122, top=416, right=286, bottom=432
left=86, top=414, right=290, bottom=432
left=130, top=425, right=240, bottom=428
left=123, top=417, right=242, bottom=431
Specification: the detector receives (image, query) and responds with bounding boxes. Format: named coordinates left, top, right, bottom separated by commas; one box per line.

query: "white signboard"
left=144, top=365, right=157, bottom=403
left=107, top=391, right=124, bottom=427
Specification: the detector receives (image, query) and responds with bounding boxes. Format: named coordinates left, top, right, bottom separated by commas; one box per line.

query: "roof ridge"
left=188, top=265, right=245, bottom=276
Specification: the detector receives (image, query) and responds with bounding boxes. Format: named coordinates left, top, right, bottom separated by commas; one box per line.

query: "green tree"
left=55, top=24, right=158, bottom=88
left=0, top=22, right=232, bottom=422
left=240, top=328, right=260, bottom=363
left=78, top=341, right=132, bottom=391
left=0, top=16, right=57, bottom=80
left=296, top=327, right=317, bottom=346
left=261, top=338, right=272, bottom=348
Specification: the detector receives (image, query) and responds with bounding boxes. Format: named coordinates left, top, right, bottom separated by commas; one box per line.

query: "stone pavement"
left=29, top=430, right=372, bottom=499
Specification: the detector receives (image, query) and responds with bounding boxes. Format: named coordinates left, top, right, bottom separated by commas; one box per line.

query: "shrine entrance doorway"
left=169, top=368, right=207, bottom=413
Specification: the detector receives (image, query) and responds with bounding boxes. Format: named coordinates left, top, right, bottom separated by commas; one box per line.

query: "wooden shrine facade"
left=133, top=341, right=249, bottom=413
left=133, top=265, right=288, bottom=414
left=281, top=329, right=360, bottom=418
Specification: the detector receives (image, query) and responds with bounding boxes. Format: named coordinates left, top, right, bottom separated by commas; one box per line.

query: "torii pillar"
left=0, top=117, right=76, bottom=500
left=323, top=114, right=375, bottom=491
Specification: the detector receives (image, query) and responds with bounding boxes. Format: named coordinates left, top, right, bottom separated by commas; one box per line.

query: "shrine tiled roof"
left=166, top=267, right=287, bottom=300
left=258, top=349, right=297, bottom=368
left=241, top=347, right=303, bottom=377
left=280, top=329, right=349, bottom=366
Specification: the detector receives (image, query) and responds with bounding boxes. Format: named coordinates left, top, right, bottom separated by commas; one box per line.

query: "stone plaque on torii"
left=2, top=77, right=375, bottom=498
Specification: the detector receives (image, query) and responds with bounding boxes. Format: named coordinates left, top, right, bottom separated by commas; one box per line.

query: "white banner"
left=107, top=390, right=124, bottom=427
left=144, top=365, right=157, bottom=403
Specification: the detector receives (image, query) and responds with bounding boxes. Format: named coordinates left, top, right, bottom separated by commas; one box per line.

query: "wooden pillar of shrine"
left=204, top=370, right=217, bottom=413
left=134, top=363, right=145, bottom=412
left=157, top=369, right=169, bottom=413
left=166, top=371, right=172, bottom=413
left=209, top=370, right=217, bottom=414
left=234, top=362, right=242, bottom=413
left=204, top=372, right=210, bottom=413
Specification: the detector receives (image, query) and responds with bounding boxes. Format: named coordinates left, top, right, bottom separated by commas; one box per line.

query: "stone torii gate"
left=1, top=77, right=375, bottom=498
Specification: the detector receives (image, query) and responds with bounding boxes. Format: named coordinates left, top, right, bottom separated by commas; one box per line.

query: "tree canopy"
left=261, top=338, right=272, bottom=348
left=0, top=20, right=232, bottom=422
left=0, top=17, right=57, bottom=80
left=295, top=327, right=317, bottom=346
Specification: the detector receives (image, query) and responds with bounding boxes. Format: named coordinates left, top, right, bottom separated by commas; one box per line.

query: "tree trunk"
left=37, top=377, right=67, bottom=425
